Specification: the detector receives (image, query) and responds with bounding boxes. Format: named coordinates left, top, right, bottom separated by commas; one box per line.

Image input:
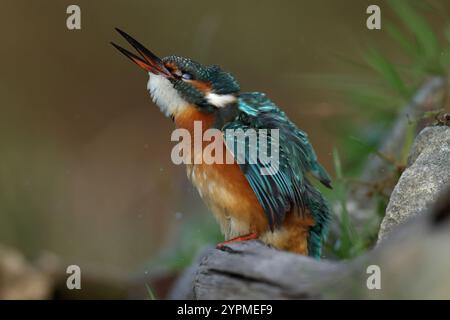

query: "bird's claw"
left=216, top=233, right=258, bottom=249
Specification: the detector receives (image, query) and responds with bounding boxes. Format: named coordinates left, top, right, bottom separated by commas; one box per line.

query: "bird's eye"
left=181, top=72, right=193, bottom=80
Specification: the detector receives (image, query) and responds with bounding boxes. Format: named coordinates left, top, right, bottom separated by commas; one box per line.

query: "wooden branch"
left=193, top=241, right=344, bottom=299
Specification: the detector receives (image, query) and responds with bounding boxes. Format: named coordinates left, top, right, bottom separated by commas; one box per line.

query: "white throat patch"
left=206, top=92, right=237, bottom=108
left=147, top=73, right=189, bottom=117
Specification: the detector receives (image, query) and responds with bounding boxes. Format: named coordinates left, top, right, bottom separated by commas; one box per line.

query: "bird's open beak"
left=111, top=28, right=172, bottom=77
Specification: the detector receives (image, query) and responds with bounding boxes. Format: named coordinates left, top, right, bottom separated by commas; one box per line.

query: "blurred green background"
left=1, top=0, right=449, bottom=283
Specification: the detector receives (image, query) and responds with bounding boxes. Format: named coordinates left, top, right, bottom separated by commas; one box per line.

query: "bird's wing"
left=222, top=92, right=331, bottom=230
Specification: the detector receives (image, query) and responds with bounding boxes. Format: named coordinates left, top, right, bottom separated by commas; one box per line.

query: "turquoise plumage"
left=223, top=92, right=332, bottom=258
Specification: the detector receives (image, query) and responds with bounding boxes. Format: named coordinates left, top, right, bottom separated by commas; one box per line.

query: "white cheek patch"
left=147, top=73, right=189, bottom=117
left=206, top=92, right=237, bottom=108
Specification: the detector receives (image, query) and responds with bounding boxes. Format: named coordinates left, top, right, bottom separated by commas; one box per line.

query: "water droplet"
left=175, top=212, right=183, bottom=220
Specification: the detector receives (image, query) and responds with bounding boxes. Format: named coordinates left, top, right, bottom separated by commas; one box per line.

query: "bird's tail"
left=311, top=163, right=333, bottom=189
left=305, top=180, right=331, bottom=259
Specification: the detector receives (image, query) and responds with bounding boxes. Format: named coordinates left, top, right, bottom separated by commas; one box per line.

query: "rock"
left=0, top=245, right=53, bottom=299
left=378, top=126, right=450, bottom=242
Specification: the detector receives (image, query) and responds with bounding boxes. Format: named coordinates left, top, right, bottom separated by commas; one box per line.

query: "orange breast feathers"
left=174, top=106, right=269, bottom=239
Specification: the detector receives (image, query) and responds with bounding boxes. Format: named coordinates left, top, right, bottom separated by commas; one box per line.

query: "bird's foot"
left=216, top=233, right=258, bottom=249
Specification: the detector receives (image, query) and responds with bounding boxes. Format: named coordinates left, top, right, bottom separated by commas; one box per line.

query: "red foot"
left=216, top=233, right=258, bottom=249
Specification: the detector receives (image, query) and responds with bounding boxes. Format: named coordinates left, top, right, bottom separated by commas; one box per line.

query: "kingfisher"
left=111, top=28, right=332, bottom=258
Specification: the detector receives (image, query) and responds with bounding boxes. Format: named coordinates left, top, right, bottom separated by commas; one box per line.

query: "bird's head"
left=112, top=28, right=240, bottom=117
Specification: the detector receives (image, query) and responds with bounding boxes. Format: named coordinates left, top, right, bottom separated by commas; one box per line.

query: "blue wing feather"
left=222, top=92, right=331, bottom=257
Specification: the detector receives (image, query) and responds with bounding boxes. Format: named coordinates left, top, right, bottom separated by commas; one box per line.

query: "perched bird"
left=111, top=28, right=332, bottom=258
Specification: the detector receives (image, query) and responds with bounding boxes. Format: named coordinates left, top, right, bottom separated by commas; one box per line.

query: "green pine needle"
left=145, top=283, right=156, bottom=300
